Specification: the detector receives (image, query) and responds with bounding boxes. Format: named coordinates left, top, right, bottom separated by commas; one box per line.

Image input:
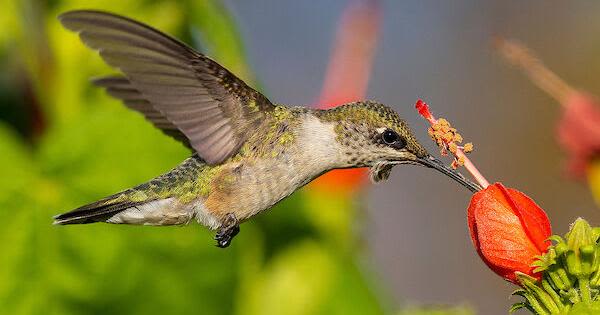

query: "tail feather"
left=53, top=193, right=145, bottom=225
left=54, top=155, right=207, bottom=226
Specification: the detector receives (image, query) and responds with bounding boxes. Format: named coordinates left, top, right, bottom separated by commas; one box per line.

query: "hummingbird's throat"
left=369, top=161, right=394, bottom=183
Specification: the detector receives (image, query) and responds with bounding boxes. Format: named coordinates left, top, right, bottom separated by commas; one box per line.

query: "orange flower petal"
left=468, top=183, right=552, bottom=283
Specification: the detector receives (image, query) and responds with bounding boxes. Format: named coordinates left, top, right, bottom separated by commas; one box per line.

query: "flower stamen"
left=415, top=99, right=489, bottom=188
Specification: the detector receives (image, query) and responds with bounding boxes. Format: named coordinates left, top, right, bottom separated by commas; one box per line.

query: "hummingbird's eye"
left=382, top=129, right=399, bottom=145
left=381, top=129, right=407, bottom=149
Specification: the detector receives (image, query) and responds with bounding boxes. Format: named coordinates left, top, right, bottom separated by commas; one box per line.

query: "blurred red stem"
left=495, top=38, right=575, bottom=106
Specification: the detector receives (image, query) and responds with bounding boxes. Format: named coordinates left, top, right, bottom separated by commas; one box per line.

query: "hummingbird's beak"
left=415, top=155, right=482, bottom=193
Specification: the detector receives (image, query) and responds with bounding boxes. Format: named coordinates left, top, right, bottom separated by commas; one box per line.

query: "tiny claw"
left=214, top=235, right=231, bottom=248
left=214, top=213, right=240, bottom=248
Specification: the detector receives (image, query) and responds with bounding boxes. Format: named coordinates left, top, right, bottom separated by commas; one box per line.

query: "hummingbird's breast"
left=201, top=111, right=343, bottom=223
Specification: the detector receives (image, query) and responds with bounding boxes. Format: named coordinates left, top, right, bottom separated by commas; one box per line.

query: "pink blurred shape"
left=496, top=38, right=600, bottom=180
left=557, top=93, right=600, bottom=178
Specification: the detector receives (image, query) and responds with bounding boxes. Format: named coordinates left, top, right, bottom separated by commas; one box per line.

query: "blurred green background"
left=1, top=0, right=599, bottom=314
left=0, top=0, right=472, bottom=314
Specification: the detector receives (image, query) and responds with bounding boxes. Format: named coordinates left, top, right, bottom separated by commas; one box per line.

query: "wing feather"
left=92, top=76, right=191, bottom=147
left=61, top=10, right=274, bottom=164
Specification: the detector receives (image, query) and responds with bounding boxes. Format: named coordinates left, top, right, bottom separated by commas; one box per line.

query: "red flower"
left=415, top=101, right=554, bottom=284
left=468, top=183, right=552, bottom=283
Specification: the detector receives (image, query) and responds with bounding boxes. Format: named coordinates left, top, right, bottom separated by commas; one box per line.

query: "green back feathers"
left=316, top=101, right=404, bottom=128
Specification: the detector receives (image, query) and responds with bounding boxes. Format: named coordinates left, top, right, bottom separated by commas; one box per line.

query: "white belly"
left=106, top=197, right=220, bottom=229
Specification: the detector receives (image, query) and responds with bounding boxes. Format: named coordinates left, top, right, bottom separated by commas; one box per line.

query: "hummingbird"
left=53, top=10, right=481, bottom=248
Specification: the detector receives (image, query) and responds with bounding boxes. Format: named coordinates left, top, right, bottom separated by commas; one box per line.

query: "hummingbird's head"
left=318, top=101, right=480, bottom=192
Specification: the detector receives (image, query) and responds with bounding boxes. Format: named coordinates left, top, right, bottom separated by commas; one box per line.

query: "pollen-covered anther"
left=449, top=155, right=466, bottom=170
left=427, top=127, right=435, bottom=139
left=441, top=132, right=454, bottom=143
left=428, top=116, right=473, bottom=164
left=448, top=142, right=458, bottom=154
left=453, top=133, right=463, bottom=143
left=463, top=143, right=474, bottom=153
left=451, top=160, right=459, bottom=169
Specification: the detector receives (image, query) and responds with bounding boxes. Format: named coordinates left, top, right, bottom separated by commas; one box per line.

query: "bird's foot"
left=214, top=213, right=239, bottom=248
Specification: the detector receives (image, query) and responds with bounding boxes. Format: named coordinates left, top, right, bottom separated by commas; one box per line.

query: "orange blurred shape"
left=467, top=183, right=552, bottom=284
left=310, top=0, right=381, bottom=193
left=311, top=168, right=369, bottom=194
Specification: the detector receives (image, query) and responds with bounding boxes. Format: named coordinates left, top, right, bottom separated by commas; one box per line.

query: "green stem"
left=557, top=267, right=574, bottom=289
left=542, top=279, right=565, bottom=312
left=526, top=296, right=551, bottom=315
left=591, top=269, right=600, bottom=287
left=579, top=277, right=592, bottom=303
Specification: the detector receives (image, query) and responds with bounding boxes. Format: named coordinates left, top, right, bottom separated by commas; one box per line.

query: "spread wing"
left=60, top=10, right=274, bottom=164
left=92, top=76, right=192, bottom=147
